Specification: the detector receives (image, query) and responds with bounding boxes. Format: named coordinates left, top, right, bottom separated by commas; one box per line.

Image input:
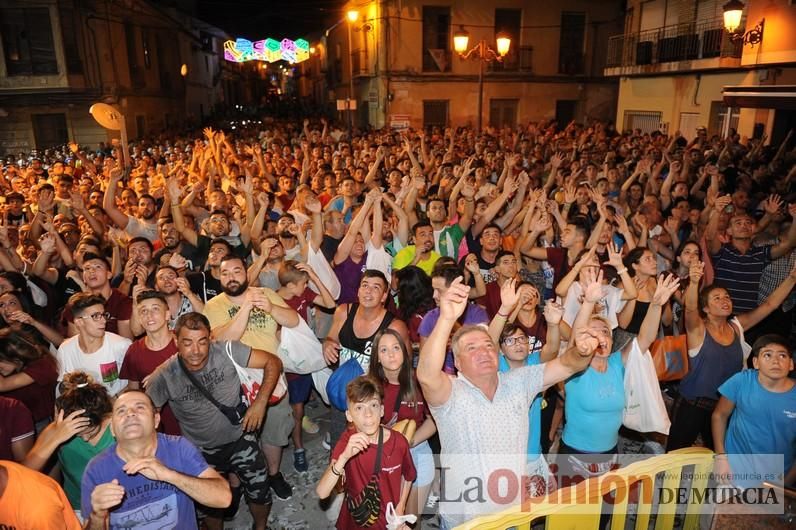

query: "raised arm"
left=167, top=177, right=199, bottom=246
left=633, top=274, right=679, bottom=357
left=102, top=167, right=131, bottom=229
left=737, top=262, right=796, bottom=331
left=417, top=277, right=470, bottom=407
left=333, top=196, right=373, bottom=265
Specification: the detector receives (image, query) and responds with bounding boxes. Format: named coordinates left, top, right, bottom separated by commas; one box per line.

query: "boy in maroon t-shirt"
left=119, top=289, right=180, bottom=435
left=316, top=376, right=415, bottom=530
left=277, top=260, right=336, bottom=472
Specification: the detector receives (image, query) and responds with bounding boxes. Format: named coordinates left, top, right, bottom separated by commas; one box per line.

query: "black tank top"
left=338, top=303, right=395, bottom=360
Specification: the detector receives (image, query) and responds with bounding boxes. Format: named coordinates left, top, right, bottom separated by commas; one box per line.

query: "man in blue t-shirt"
left=81, top=390, right=231, bottom=530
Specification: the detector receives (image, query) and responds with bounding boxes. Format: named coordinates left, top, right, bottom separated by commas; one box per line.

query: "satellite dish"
left=89, top=102, right=130, bottom=168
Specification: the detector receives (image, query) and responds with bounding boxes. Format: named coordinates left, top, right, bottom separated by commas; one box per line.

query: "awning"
left=722, top=85, right=796, bottom=109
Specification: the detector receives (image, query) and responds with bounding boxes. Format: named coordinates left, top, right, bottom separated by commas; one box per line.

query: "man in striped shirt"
left=706, top=197, right=796, bottom=313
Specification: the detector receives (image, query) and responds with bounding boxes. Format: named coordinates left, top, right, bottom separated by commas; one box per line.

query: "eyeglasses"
left=502, top=336, right=529, bottom=346
left=78, top=311, right=111, bottom=322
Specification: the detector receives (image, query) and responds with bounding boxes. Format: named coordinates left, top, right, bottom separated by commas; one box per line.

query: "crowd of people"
left=0, top=114, right=794, bottom=529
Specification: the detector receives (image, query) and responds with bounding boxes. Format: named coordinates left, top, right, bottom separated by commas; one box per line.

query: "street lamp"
left=453, top=27, right=511, bottom=133
left=346, top=9, right=359, bottom=138
left=722, top=0, right=764, bottom=46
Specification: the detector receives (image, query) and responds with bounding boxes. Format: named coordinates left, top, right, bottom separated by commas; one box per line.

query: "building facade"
left=306, top=0, right=624, bottom=130
left=0, top=0, right=253, bottom=156
left=605, top=0, right=796, bottom=143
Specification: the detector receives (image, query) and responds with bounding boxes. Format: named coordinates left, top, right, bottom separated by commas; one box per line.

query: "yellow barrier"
left=454, top=448, right=715, bottom=530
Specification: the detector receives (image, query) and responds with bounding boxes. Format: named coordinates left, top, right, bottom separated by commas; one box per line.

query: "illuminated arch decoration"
left=224, top=37, right=310, bottom=64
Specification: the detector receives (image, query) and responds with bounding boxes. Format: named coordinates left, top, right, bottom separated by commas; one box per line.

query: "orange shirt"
left=0, top=460, right=81, bottom=529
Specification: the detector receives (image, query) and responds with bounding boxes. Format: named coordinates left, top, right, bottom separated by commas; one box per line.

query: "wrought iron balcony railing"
left=606, top=16, right=742, bottom=69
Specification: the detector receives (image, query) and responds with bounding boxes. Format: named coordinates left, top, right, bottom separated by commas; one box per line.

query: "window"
left=559, top=12, right=585, bottom=75
left=32, top=114, right=68, bottom=149
left=125, top=22, right=144, bottom=88
left=556, top=100, right=578, bottom=127
left=59, top=7, right=83, bottom=74
left=423, top=100, right=449, bottom=128
left=623, top=110, right=662, bottom=134
left=708, top=101, right=740, bottom=136
left=142, top=30, right=151, bottom=69
left=422, top=6, right=451, bottom=72
left=0, top=7, right=58, bottom=76
left=156, top=33, right=172, bottom=93
left=493, top=9, right=521, bottom=71
left=489, top=99, right=518, bottom=129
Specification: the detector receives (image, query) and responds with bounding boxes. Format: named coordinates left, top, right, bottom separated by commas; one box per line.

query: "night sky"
left=195, top=0, right=342, bottom=40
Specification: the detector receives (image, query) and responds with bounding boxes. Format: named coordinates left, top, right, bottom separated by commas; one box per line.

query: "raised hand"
left=606, top=242, right=624, bottom=270
left=439, top=276, right=470, bottom=321
left=762, top=194, right=783, bottom=215
left=689, top=260, right=705, bottom=283
left=499, top=278, right=520, bottom=310
left=714, top=195, right=732, bottom=212
left=573, top=326, right=600, bottom=358
left=543, top=300, right=564, bottom=325
left=38, top=232, right=56, bottom=254
left=581, top=266, right=606, bottom=303
left=651, top=273, right=680, bottom=306
left=305, top=195, right=321, bottom=214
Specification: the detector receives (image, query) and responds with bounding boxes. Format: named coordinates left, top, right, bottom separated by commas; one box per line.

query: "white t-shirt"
left=57, top=333, right=132, bottom=396
left=562, top=282, right=626, bottom=330
left=125, top=215, right=159, bottom=242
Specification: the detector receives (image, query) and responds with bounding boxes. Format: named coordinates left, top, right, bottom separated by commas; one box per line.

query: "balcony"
left=605, top=16, right=742, bottom=77
left=488, top=46, right=534, bottom=73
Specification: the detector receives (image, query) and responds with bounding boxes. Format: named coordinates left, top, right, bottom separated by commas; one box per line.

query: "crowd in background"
left=0, top=113, right=794, bottom=529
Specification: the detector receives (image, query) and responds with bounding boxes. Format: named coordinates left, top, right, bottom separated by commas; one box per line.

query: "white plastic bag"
left=385, top=502, right=417, bottom=530
left=277, top=317, right=329, bottom=374
left=224, top=341, right=288, bottom=406
left=366, top=241, right=393, bottom=286
left=622, top=339, right=670, bottom=435
left=311, top=366, right=333, bottom=405
left=306, top=244, right=341, bottom=299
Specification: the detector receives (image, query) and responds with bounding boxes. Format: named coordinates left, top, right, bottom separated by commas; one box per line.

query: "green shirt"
left=59, top=423, right=114, bottom=509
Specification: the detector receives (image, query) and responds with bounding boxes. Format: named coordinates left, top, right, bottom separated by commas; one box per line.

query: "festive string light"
left=224, top=37, right=310, bottom=64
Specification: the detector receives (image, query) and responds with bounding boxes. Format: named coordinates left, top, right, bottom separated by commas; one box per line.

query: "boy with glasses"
left=56, top=292, right=131, bottom=396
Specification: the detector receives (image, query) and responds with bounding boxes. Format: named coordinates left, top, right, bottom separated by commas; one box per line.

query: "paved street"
left=223, top=397, right=442, bottom=529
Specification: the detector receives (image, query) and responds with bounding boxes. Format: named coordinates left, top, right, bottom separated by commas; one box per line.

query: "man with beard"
left=153, top=217, right=203, bottom=271
left=203, top=255, right=299, bottom=501
left=130, top=266, right=203, bottom=334
left=392, top=221, right=441, bottom=276
left=248, top=237, right=285, bottom=290
left=61, top=253, right=133, bottom=339
left=103, top=167, right=159, bottom=242
left=185, top=239, right=232, bottom=303
left=114, top=237, right=157, bottom=296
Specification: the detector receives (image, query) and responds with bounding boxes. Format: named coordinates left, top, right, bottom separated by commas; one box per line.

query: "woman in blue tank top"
left=557, top=267, right=680, bottom=486
left=667, top=260, right=796, bottom=451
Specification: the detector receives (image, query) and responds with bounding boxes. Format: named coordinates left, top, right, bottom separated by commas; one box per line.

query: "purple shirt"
left=418, top=304, right=489, bottom=374
left=334, top=253, right=367, bottom=304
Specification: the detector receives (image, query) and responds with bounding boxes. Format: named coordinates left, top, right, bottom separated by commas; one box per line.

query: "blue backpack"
left=326, top=357, right=364, bottom=411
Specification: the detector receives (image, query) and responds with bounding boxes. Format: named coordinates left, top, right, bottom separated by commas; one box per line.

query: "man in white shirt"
left=57, top=293, right=131, bottom=396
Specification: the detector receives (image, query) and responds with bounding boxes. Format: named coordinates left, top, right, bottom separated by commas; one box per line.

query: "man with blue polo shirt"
left=81, top=390, right=231, bottom=530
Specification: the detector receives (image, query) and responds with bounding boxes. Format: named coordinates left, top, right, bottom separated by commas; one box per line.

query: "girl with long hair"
left=0, top=327, right=59, bottom=431
left=369, top=328, right=437, bottom=518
